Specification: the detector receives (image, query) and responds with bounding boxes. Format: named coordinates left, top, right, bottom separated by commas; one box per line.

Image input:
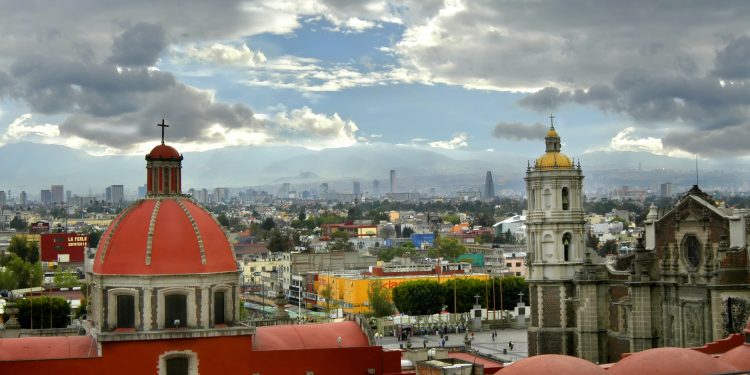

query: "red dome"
left=94, top=198, right=237, bottom=275
left=721, top=343, right=750, bottom=371
left=495, top=354, right=608, bottom=375
left=608, top=347, right=737, bottom=375
left=147, top=144, right=181, bottom=160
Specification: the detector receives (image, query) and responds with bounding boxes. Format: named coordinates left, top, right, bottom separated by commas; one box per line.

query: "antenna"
left=695, top=155, right=699, bottom=186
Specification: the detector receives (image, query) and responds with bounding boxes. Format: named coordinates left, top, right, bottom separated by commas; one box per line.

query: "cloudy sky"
left=1, top=0, right=750, bottom=163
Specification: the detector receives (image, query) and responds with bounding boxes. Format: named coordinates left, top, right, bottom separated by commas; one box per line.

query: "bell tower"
left=526, top=117, right=588, bottom=357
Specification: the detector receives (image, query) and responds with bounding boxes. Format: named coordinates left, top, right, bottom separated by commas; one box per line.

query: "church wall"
left=0, top=336, right=396, bottom=375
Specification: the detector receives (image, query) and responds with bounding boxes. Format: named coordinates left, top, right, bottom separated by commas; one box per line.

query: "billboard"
left=30, top=221, right=51, bottom=234
left=40, top=233, right=88, bottom=263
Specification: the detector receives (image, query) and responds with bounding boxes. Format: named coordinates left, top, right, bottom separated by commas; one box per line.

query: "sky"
left=1, top=0, right=750, bottom=165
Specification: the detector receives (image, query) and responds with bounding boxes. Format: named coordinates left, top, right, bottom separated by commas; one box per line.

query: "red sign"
left=40, top=233, right=88, bottom=263
left=30, top=221, right=50, bottom=234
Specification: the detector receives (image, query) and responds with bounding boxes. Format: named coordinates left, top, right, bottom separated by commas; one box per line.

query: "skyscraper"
left=0, top=190, right=6, bottom=207
left=110, top=185, right=125, bottom=205
left=483, top=171, right=495, bottom=199
left=41, top=189, right=52, bottom=204
left=19, top=191, right=27, bottom=205
left=352, top=181, right=361, bottom=196
left=372, top=179, right=380, bottom=198
left=389, top=169, right=396, bottom=193
left=51, top=184, right=64, bottom=204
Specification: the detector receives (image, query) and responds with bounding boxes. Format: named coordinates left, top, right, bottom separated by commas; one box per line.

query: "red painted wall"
left=40, top=233, right=87, bottom=262
left=0, top=335, right=402, bottom=375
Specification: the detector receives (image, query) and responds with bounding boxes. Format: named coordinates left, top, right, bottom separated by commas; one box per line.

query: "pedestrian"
left=441, top=338, right=445, bottom=348
left=423, top=339, right=428, bottom=348
left=508, top=341, right=514, bottom=351
left=492, top=332, right=495, bottom=342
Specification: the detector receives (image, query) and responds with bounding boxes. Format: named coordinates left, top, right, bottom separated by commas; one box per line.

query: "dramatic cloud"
left=712, top=36, right=750, bottom=81
left=268, top=106, right=359, bottom=149
left=429, top=133, right=468, bottom=149
left=492, top=122, right=547, bottom=141
left=109, top=23, right=168, bottom=67
left=585, top=127, right=691, bottom=158
left=176, top=42, right=267, bottom=67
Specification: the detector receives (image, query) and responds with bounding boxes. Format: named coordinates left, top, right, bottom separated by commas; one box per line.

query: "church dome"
left=495, top=354, right=608, bottom=375
left=147, top=144, right=181, bottom=160
left=608, top=347, right=737, bottom=375
left=93, top=197, right=237, bottom=275
left=719, top=320, right=750, bottom=370
left=535, top=151, right=573, bottom=169
left=546, top=127, right=559, bottom=137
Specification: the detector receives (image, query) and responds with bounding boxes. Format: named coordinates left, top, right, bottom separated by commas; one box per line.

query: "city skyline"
left=1, top=1, right=749, bottom=171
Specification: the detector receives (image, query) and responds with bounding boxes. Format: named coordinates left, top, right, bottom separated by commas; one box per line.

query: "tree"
left=16, top=297, right=71, bottom=329
left=586, top=232, right=600, bottom=250
left=367, top=281, right=394, bottom=317
left=7, top=236, right=39, bottom=264
left=441, top=278, right=485, bottom=313
left=494, top=276, right=529, bottom=311
left=320, top=283, right=335, bottom=318
left=401, top=226, right=414, bottom=239
left=443, top=213, right=461, bottom=225
left=53, top=270, right=81, bottom=288
left=429, top=237, right=466, bottom=261
left=9, top=216, right=27, bottom=231
left=260, top=217, right=276, bottom=231
left=327, top=231, right=353, bottom=251
left=298, top=208, right=306, bottom=222
left=599, top=239, right=618, bottom=256
left=267, top=229, right=292, bottom=252
left=217, top=213, right=230, bottom=228
left=3, top=254, right=43, bottom=289
left=392, top=280, right=444, bottom=316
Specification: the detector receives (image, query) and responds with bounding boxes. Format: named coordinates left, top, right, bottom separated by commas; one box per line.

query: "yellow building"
left=314, top=272, right=489, bottom=314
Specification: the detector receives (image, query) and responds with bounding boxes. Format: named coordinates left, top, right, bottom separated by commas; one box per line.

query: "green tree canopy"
left=7, top=236, right=39, bottom=264
left=9, top=216, right=27, bottom=231
left=260, top=217, right=276, bottom=231
left=367, top=281, right=395, bottom=317
left=267, top=229, right=293, bottom=252
left=441, top=278, right=485, bottom=313
left=16, top=297, right=71, bottom=329
left=429, top=237, right=466, bottom=261
left=401, top=226, right=414, bottom=238
left=442, top=213, right=461, bottom=225
left=53, top=269, right=81, bottom=288
left=2, top=254, right=43, bottom=289
left=392, top=280, right=444, bottom=315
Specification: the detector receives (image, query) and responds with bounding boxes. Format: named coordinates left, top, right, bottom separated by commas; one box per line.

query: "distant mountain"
left=1, top=142, right=746, bottom=197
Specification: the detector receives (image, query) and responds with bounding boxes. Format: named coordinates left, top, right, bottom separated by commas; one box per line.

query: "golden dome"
left=546, top=128, right=559, bottom=137
left=535, top=151, right=573, bottom=169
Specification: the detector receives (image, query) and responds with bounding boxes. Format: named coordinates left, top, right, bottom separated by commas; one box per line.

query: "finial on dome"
left=549, top=113, right=555, bottom=129
left=157, top=119, right=169, bottom=145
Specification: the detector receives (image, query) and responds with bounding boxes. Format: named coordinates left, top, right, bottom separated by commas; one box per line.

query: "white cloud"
left=429, top=133, right=468, bottom=150
left=176, top=42, right=267, bottom=67
left=0, top=113, right=113, bottom=154
left=585, top=127, right=692, bottom=158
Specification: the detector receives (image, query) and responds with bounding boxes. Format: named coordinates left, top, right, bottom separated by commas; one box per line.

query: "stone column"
left=201, top=286, right=209, bottom=328
left=629, top=285, right=653, bottom=352
left=577, top=283, right=601, bottom=362
left=143, top=287, right=153, bottom=331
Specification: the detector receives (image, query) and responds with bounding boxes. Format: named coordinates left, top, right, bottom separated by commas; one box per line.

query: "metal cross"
left=157, top=119, right=169, bottom=144
left=549, top=114, right=555, bottom=128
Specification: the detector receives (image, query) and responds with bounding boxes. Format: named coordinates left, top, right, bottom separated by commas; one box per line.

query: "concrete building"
left=372, top=179, right=380, bottom=198
left=19, top=191, right=27, bottom=206
left=40, top=189, right=52, bottom=204
left=484, top=171, right=495, bottom=199
left=51, top=184, right=64, bottom=204
left=390, top=169, right=396, bottom=193
left=110, top=184, right=124, bottom=205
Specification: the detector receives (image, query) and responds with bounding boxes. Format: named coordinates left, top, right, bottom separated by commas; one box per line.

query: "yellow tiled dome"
left=546, top=128, right=559, bottom=137
left=535, top=151, right=573, bottom=169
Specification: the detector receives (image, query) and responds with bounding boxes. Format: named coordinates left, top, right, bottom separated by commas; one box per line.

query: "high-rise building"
left=483, top=171, right=495, bottom=199
left=278, top=183, right=290, bottom=198
left=372, top=179, right=380, bottom=198
left=51, top=184, right=64, bottom=204
left=105, top=186, right=112, bottom=202
left=389, top=169, right=396, bottom=193
left=319, top=183, right=329, bottom=199
left=41, top=189, right=52, bottom=204
left=19, top=191, right=27, bottom=205
left=138, top=184, right=147, bottom=198
left=660, top=182, right=672, bottom=197
left=110, top=185, right=125, bottom=205
left=0, top=190, right=6, bottom=207
left=66, top=190, right=72, bottom=203
left=352, top=181, right=361, bottom=196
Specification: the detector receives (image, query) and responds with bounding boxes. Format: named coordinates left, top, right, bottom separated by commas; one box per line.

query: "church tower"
left=526, top=118, right=587, bottom=357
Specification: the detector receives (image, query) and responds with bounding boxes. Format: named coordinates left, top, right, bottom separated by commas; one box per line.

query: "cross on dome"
left=549, top=113, right=555, bottom=129
left=157, top=119, right=169, bottom=144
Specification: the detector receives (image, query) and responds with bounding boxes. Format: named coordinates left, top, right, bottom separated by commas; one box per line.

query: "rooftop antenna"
left=695, top=154, right=699, bottom=186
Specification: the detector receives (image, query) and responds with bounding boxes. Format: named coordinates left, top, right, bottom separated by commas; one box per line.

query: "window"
left=165, top=294, right=187, bottom=328
left=561, top=187, right=570, bottom=210
left=516, top=272, right=521, bottom=276
left=562, top=233, right=572, bottom=262
left=166, top=357, right=189, bottom=375
left=117, top=294, right=135, bottom=328
left=506, top=263, right=512, bottom=267
left=516, top=262, right=521, bottom=267
left=214, top=291, right=225, bottom=325
left=683, top=235, right=701, bottom=268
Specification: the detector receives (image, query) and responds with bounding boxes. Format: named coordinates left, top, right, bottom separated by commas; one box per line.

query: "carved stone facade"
left=526, top=126, right=750, bottom=363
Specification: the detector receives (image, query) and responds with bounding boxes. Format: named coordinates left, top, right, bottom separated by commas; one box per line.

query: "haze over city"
left=1, top=1, right=750, bottom=193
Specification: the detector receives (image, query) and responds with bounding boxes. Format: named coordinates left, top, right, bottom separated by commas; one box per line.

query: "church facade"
left=526, top=123, right=750, bottom=363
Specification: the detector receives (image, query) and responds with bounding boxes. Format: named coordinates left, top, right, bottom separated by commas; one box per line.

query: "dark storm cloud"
left=712, top=36, right=750, bottom=81
left=10, top=54, right=175, bottom=116
left=0, top=71, right=12, bottom=96
left=517, top=36, right=750, bottom=157
left=492, top=122, right=547, bottom=141
left=108, top=23, right=168, bottom=67
left=60, top=83, right=263, bottom=148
